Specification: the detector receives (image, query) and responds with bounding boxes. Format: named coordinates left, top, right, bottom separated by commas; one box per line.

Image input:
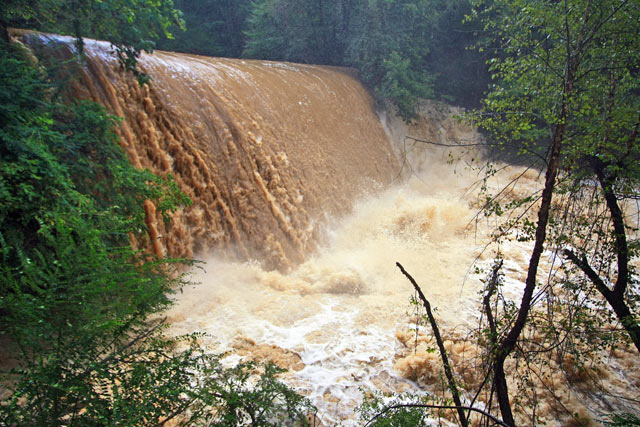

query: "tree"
left=243, top=0, right=291, bottom=61
left=344, top=0, right=436, bottom=119
left=424, top=0, right=491, bottom=107
left=469, top=0, right=640, bottom=423
left=0, top=37, right=193, bottom=424
left=157, top=0, right=252, bottom=58
left=244, top=0, right=351, bottom=65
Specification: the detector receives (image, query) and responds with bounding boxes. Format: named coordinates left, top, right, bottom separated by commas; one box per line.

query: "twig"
left=396, top=262, right=469, bottom=427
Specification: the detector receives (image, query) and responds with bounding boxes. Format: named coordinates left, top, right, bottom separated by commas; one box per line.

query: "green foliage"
left=0, top=39, right=185, bottom=422
left=357, top=390, right=437, bottom=426
left=189, top=358, right=315, bottom=425
left=157, top=0, right=251, bottom=58
left=604, top=413, right=640, bottom=426
left=463, top=0, right=640, bottom=421
left=469, top=0, right=640, bottom=348
left=345, top=0, right=435, bottom=120
left=1, top=327, right=315, bottom=426
left=378, top=51, right=434, bottom=121
left=471, top=0, right=640, bottom=164
left=1, top=323, right=190, bottom=425
left=244, top=0, right=350, bottom=65
left=243, top=0, right=290, bottom=61
left=1, top=0, right=184, bottom=83
left=425, top=0, right=490, bottom=106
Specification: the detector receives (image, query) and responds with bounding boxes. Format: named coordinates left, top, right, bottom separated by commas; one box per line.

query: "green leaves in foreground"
left=358, top=390, right=441, bottom=426
left=1, top=326, right=315, bottom=426
left=189, top=358, right=315, bottom=426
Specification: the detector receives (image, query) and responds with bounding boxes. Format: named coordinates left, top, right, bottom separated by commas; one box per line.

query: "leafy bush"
left=0, top=40, right=313, bottom=426
left=358, top=390, right=439, bottom=426
left=604, top=413, right=640, bottom=427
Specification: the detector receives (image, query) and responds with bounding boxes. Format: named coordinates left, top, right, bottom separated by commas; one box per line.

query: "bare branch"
left=396, top=262, right=469, bottom=427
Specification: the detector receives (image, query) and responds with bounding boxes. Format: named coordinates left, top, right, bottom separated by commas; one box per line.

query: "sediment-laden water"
left=16, top=30, right=640, bottom=426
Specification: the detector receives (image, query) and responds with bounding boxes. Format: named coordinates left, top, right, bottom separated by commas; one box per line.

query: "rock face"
left=16, top=30, right=399, bottom=270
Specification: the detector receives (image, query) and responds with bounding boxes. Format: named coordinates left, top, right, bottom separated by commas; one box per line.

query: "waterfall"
left=15, top=30, right=636, bottom=427
left=15, top=29, right=398, bottom=270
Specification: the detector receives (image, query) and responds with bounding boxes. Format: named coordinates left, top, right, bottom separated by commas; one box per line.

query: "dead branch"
left=396, top=262, right=469, bottom=427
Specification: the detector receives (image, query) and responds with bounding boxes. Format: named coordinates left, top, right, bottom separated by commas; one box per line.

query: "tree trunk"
left=563, top=157, right=640, bottom=352
left=592, top=156, right=640, bottom=352
left=491, top=61, right=576, bottom=426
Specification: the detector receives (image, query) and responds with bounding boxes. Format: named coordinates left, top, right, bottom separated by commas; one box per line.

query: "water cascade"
left=15, top=30, right=640, bottom=426
left=14, top=29, right=398, bottom=270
